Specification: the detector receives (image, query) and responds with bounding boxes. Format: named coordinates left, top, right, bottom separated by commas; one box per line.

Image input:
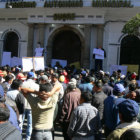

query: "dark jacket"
left=59, top=88, right=81, bottom=123
left=92, top=91, right=107, bottom=121
left=102, top=83, right=113, bottom=96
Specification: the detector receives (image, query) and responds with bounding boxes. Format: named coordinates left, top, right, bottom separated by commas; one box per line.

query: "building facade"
left=0, top=0, right=140, bottom=71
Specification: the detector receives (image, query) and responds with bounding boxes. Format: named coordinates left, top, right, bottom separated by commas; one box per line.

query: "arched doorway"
left=3, top=32, right=19, bottom=57
left=52, top=30, right=81, bottom=64
left=120, top=35, right=140, bottom=65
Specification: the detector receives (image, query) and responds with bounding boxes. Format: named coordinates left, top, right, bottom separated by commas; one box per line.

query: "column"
left=0, top=39, right=4, bottom=65
left=90, top=25, right=97, bottom=69
left=33, top=24, right=39, bottom=56
left=43, top=24, right=50, bottom=66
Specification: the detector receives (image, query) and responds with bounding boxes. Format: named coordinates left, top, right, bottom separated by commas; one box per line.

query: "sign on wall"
left=2, top=52, right=11, bottom=66
left=51, top=59, right=67, bottom=68
left=110, top=65, right=128, bottom=75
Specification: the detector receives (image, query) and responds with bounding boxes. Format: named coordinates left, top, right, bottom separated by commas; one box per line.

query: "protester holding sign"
left=93, top=46, right=106, bottom=71
left=35, top=42, right=44, bottom=57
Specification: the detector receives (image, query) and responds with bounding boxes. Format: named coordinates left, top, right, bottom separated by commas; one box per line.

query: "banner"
left=22, top=57, right=45, bottom=72
left=70, top=61, right=80, bottom=69
left=2, top=52, right=11, bottom=66
left=11, top=57, right=22, bottom=67
left=110, top=65, right=128, bottom=75
left=123, top=64, right=139, bottom=74
left=51, top=59, right=67, bottom=68
left=22, top=57, right=33, bottom=72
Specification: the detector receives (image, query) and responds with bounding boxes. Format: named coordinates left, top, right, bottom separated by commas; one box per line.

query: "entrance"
left=52, top=30, right=81, bottom=64
left=120, top=35, right=140, bottom=65
left=3, top=32, right=19, bottom=57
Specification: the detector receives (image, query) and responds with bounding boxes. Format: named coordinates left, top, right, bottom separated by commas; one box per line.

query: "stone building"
left=0, top=0, right=140, bottom=71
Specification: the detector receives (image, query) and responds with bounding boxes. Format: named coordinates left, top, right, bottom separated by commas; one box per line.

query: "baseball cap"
left=59, top=75, right=65, bottom=82
left=113, top=83, right=125, bottom=93
left=0, top=85, right=5, bottom=101
left=117, top=99, right=139, bottom=119
left=69, top=78, right=77, bottom=86
left=27, top=72, right=35, bottom=79
left=16, top=73, right=26, bottom=81
left=81, top=71, right=86, bottom=76
left=40, top=75, right=48, bottom=81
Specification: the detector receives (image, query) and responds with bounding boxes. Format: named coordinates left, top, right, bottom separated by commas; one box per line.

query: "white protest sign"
left=2, top=52, right=11, bottom=66
left=110, top=65, right=128, bottom=75
left=93, top=48, right=104, bottom=60
left=95, top=54, right=104, bottom=60
left=51, top=59, right=67, bottom=68
left=22, top=57, right=33, bottom=72
left=93, top=48, right=104, bottom=56
left=34, top=57, right=45, bottom=71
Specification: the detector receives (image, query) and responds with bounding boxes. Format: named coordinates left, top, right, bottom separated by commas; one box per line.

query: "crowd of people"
left=0, top=63, right=140, bottom=140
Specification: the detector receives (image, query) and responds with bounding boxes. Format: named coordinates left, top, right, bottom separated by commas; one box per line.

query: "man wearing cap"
left=107, top=99, right=140, bottom=140
left=39, top=75, right=49, bottom=84
left=59, top=78, right=81, bottom=140
left=103, top=83, right=126, bottom=137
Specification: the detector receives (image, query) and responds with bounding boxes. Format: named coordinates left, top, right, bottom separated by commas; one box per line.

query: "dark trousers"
left=95, top=59, right=103, bottom=71
left=61, top=122, right=71, bottom=140
left=104, top=126, right=113, bottom=138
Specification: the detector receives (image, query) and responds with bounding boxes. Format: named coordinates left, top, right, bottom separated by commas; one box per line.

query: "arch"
left=120, top=35, right=140, bottom=65
left=3, top=31, right=19, bottom=57
left=47, top=25, right=85, bottom=66
left=1, top=29, right=21, bottom=40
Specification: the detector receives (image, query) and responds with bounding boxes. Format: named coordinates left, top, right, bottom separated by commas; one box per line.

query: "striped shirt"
left=68, top=103, right=101, bottom=138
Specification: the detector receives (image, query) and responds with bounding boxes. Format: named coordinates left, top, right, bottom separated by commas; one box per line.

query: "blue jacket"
left=103, top=95, right=121, bottom=130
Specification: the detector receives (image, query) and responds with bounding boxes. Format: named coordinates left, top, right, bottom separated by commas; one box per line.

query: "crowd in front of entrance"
left=1, top=63, right=140, bottom=140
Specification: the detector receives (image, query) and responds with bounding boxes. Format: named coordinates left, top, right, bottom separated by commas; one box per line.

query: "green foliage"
left=122, top=13, right=140, bottom=36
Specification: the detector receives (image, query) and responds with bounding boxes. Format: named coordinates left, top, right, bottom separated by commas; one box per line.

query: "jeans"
left=31, top=130, right=52, bottom=140
left=22, top=109, right=32, bottom=140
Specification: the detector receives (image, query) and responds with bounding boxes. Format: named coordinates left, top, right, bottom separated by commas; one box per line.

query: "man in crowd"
left=93, top=46, right=106, bottom=71
left=107, top=99, right=140, bottom=140
left=103, top=83, right=126, bottom=137
left=92, top=80, right=107, bottom=122
left=59, top=79, right=81, bottom=140
left=67, top=91, right=101, bottom=140
left=6, top=79, right=25, bottom=128
left=0, top=102, right=22, bottom=140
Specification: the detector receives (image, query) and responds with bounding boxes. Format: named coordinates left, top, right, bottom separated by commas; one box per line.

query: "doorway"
left=3, top=32, right=19, bottom=57
left=52, top=30, right=81, bottom=64
left=120, top=35, right=140, bottom=65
